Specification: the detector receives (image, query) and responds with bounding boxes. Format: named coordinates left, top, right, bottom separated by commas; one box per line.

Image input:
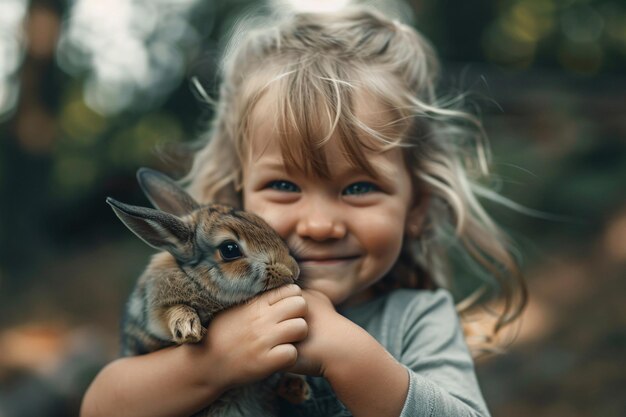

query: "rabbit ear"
left=106, top=197, right=194, bottom=262
left=136, top=168, right=200, bottom=217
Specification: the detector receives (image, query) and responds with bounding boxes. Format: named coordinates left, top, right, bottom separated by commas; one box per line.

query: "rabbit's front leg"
left=164, top=305, right=206, bottom=344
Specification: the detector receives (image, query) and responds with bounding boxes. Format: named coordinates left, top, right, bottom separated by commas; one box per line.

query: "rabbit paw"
left=276, top=373, right=311, bottom=404
left=167, top=306, right=206, bottom=344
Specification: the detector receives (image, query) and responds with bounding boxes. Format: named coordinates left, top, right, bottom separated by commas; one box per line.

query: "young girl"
left=81, top=7, right=526, bottom=417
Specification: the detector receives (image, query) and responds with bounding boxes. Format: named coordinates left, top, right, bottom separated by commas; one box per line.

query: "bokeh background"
left=0, top=0, right=625, bottom=416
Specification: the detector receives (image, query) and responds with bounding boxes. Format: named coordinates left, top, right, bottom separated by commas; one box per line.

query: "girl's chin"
left=300, top=278, right=375, bottom=307
left=300, top=279, right=351, bottom=305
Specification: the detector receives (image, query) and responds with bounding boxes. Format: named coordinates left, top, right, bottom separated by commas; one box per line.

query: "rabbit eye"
left=218, top=241, right=242, bottom=261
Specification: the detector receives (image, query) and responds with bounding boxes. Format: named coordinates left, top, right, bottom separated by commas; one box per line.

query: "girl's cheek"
left=244, top=197, right=291, bottom=238
left=243, top=194, right=264, bottom=220
left=263, top=213, right=292, bottom=239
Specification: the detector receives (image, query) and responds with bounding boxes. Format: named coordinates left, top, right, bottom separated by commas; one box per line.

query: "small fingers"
left=270, top=295, right=308, bottom=322
left=264, top=284, right=302, bottom=306
left=266, top=343, right=298, bottom=371
left=271, top=318, right=308, bottom=345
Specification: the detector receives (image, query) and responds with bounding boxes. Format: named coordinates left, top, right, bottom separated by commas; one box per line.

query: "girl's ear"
left=405, top=189, right=431, bottom=238
left=106, top=197, right=194, bottom=262
left=137, top=167, right=200, bottom=216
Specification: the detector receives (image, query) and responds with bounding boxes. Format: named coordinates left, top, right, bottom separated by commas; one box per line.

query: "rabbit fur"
left=107, top=168, right=308, bottom=417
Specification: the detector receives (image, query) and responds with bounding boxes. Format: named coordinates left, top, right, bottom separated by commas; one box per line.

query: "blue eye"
left=344, top=182, right=378, bottom=196
left=268, top=180, right=300, bottom=193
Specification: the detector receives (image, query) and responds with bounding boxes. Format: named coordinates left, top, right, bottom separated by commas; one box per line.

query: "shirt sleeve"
left=394, top=289, right=491, bottom=417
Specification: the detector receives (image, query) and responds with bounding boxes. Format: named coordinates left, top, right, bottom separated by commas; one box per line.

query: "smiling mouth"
left=297, top=255, right=361, bottom=265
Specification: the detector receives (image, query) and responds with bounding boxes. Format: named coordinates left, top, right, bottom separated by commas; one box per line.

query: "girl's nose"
left=296, top=207, right=347, bottom=241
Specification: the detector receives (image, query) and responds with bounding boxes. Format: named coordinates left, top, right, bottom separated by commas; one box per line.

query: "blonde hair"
left=184, top=7, right=527, bottom=354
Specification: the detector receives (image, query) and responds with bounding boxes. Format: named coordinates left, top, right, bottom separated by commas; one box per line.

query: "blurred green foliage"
left=421, top=0, right=626, bottom=73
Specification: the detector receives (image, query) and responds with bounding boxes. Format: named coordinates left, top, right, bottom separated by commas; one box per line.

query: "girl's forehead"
left=245, top=98, right=405, bottom=181
left=239, top=65, right=410, bottom=181
left=245, top=87, right=398, bottom=157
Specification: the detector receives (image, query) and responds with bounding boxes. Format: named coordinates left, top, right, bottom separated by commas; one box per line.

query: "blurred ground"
left=478, top=228, right=626, bottom=417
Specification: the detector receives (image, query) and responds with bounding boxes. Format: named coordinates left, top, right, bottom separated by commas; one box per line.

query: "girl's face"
left=242, top=99, right=418, bottom=307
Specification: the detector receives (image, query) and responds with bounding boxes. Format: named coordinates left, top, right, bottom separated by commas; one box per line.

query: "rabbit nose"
left=267, top=263, right=295, bottom=280
left=265, top=263, right=297, bottom=288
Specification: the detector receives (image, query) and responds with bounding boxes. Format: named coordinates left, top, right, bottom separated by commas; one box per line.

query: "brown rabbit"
left=107, top=168, right=309, bottom=417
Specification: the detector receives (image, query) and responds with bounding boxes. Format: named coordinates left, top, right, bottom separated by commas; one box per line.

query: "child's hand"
left=288, top=291, right=410, bottom=417
left=288, top=290, right=356, bottom=377
left=195, top=284, right=308, bottom=390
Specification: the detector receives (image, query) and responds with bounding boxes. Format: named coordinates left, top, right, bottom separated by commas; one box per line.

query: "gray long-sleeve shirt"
left=279, top=288, right=491, bottom=417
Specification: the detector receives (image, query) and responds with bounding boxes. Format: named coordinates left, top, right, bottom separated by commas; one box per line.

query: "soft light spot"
left=603, top=210, right=626, bottom=263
